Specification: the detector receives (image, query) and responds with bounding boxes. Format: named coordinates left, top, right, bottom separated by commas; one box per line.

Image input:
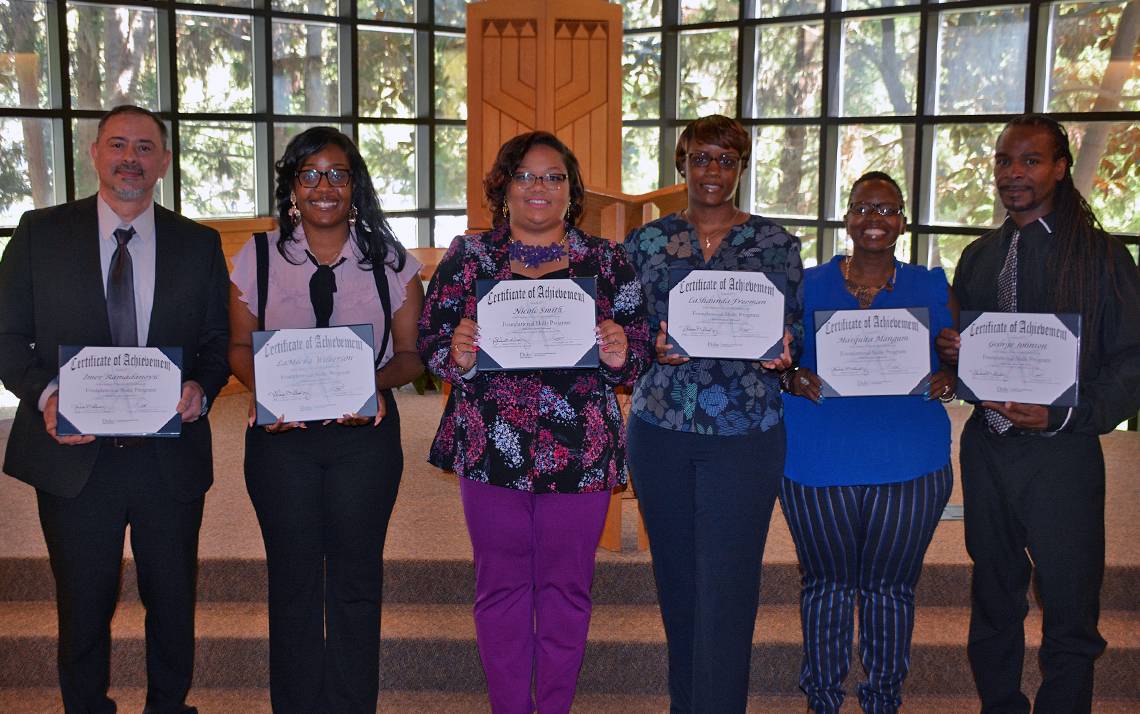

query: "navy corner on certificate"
left=957, top=310, right=1081, bottom=407
left=475, top=277, right=599, bottom=371
left=666, top=268, right=786, bottom=361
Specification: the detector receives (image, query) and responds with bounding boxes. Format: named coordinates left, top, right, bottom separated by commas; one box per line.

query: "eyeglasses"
left=847, top=202, right=904, bottom=217
left=511, top=171, right=568, bottom=188
left=295, top=168, right=351, bottom=188
left=687, top=152, right=741, bottom=170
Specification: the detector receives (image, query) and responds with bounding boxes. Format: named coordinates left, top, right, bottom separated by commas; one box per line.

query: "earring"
left=502, top=203, right=510, bottom=219
left=347, top=205, right=358, bottom=228
left=565, top=203, right=573, bottom=220
left=288, top=191, right=301, bottom=225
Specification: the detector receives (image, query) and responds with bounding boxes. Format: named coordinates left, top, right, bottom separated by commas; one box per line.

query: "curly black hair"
left=274, top=126, right=406, bottom=272
left=483, top=131, right=585, bottom=229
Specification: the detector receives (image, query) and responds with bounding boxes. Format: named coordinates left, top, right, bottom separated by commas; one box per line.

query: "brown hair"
left=484, top=131, right=585, bottom=228
left=674, top=114, right=751, bottom=176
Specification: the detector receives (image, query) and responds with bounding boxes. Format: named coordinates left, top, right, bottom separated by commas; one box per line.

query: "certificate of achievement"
left=475, top=277, right=598, bottom=371
left=957, top=311, right=1081, bottom=407
left=814, top=307, right=932, bottom=398
left=666, top=269, right=786, bottom=361
left=252, top=325, right=378, bottom=425
left=57, top=346, right=183, bottom=437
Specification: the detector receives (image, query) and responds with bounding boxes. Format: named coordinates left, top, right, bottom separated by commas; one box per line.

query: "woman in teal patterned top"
left=623, top=115, right=803, bottom=713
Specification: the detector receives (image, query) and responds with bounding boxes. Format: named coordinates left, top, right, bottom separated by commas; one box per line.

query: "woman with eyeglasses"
left=417, top=131, right=650, bottom=714
left=622, top=114, right=803, bottom=712
left=779, top=171, right=958, bottom=713
left=227, top=126, right=424, bottom=713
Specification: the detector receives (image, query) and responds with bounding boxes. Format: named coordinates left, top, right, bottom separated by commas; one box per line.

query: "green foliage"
left=678, top=29, right=737, bottom=118
left=272, top=20, right=340, bottom=116
left=359, top=28, right=415, bottom=118
left=434, top=126, right=467, bottom=208
left=680, top=0, right=739, bottom=24
left=359, top=0, right=414, bottom=22
left=434, top=34, right=467, bottom=119
left=619, top=0, right=662, bottom=29
left=622, top=126, right=660, bottom=194
left=358, top=124, right=417, bottom=211
left=622, top=33, right=660, bottom=120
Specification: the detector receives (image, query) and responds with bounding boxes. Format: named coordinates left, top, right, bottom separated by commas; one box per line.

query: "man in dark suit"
left=0, top=104, right=230, bottom=713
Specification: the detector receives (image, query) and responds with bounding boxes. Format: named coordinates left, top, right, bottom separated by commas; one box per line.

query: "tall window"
left=620, top=0, right=1139, bottom=276
left=0, top=0, right=473, bottom=249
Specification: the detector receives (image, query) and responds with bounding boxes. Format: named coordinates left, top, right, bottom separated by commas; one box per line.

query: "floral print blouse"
left=623, top=212, right=804, bottom=436
left=418, top=224, right=651, bottom=493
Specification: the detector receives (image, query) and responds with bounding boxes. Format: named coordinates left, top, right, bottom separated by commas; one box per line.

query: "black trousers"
left=245, top=391, right=402, bottom=714
left=961, top=414, right=1106, bottom=714
left=37, top=442, right=204, bottom=714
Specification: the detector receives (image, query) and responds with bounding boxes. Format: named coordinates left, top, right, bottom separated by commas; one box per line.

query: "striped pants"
left=779, top=466, right=952, bottom=714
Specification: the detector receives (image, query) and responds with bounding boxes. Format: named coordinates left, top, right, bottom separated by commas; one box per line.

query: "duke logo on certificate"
left=57, top=346, right=184, bottom=437
left=957, top=311, right=1081, bottom=407
left=814, top=308, right=932, bottom=397
left=667, top=269, right=786, bottom=361
left=252, top=325, right=378, bottom=425
left=475, top=277, right=599, bottom=371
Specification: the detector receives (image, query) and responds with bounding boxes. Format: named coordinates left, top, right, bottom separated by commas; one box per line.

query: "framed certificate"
left=252, top=325, right=378, bottom=425
left=57, top=346, right=183, bottom=437
left=814, top=307, right=932, bottom=397
left=957, top=311, right=1081, bottom=407
left=666, top=269, right=786, bottom=361
left=475, top=277, right=599, bottom=371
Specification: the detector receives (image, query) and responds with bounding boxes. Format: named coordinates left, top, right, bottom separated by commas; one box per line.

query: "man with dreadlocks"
left=936, top=114, right=1140, bottom=713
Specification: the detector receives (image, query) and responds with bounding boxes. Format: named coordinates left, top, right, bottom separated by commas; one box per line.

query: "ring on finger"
left=799, top=375, right=809, bottom=386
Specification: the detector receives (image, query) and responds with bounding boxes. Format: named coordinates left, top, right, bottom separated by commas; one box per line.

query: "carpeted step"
left=1, top=601, right=1137, bottom=698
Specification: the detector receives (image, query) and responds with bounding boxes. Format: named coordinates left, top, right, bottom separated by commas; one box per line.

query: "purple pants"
left=459, top=477, right=611, bottom=714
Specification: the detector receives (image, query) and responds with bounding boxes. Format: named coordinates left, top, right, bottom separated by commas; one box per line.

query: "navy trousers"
left=961, top=415, right=1106, bottom=714
left=779, top=466, right=951, bottom=714
left=628, top=417, right=785, bottom=714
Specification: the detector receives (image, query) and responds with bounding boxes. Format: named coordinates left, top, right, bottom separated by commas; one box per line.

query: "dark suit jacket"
left=0, top=195, right=231, bottom=501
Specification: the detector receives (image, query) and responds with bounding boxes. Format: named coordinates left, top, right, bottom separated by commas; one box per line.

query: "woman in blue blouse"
left=780, top=171, right=957, bottom=713
left=623, top=114, right=802, bottom=713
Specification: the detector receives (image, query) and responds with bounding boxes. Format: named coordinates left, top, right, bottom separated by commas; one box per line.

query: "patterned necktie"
left=983, top=229, right=1019, bottom=433
left=107, top=226, right=138, bottom=347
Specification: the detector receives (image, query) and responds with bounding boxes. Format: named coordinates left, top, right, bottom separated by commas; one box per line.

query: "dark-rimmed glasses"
left=511, top=171, right=568, bottom=188
left=687, top=152, right=740, bottom=170
left=847, top=202, right=904, bottom=217
left=296, top=168, right=351, bottom=188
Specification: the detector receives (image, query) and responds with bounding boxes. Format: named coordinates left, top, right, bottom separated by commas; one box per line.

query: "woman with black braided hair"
left=937, top=114, right=1140, bottom=713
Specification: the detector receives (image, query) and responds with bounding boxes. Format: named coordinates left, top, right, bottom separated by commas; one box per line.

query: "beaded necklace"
left=842, top=255, right=895, bottom=308
left=509, top=231, right=568, bottom=268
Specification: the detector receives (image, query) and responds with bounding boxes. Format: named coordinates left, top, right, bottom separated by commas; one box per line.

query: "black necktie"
left=983, top=229, right=1020, bottom=434
left=107, top=226, right=138, bottom=347
left=305, top=250, right=347, bottom=328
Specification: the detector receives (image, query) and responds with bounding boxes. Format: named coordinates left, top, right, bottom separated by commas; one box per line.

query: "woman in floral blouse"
left=418, top=131, right=650, bottom=714
left=623, top=114, right=803, bottom=713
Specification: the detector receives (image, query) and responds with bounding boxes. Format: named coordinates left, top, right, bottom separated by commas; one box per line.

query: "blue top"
left=783, top=255, right=952, bottom=486
left=623, top=212, right=804, bottom=436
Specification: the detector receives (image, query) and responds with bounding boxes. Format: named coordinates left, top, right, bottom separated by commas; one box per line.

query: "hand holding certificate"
left=666, top=269, right=786, bottom=361
left=57, top=346, right=184, bottom=437
left=814, top=308, right=932, bottom=397
left=252, top=325, right=379, bottom=425
left=475, top=277, right=599, bottom=371
left=957, top=311, right=1081, bottom=407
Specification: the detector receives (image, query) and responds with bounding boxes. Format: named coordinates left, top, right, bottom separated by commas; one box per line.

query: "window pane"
left=358, top=123, right=416, bottom=210
left=434, top=125, right=466, bottom=208
left=177, top=12, right=254, bottom=113
left=839, top=15, right=919, bottom=117
left=359, top=28, right=415, bottom=118
left=622, top=0, right=662, bottom=27
left=359, top=0, right=414, bottom=22
left=387, top=215, right=418, bottom=250
left=273, top=0, right=336, bottom=15
left=753, top=22, right=823, bottom=118
left=433, top=213, right=467, bottom=247
left=681, top=0, right=738, bottom=23
left=931, top=123, right=1004, bottom=227
left=435, top=0, right=472, bottom=28
left=0, top=117, right=56, bottom=226
left=273, top=121, right=327, bottom=165
left=68, top=3, right=159, bottom=111
left=1046, top=0, right=1140, bottom=113
left=679, top=29, right=737, bottom=118
left=434, top=33, right=467, bottom=119
left=790, top=227, right=818, bottom=269
left=180, top=120, right=258, bottom=219
left=928, top=233, right=977, bottom=282
left=273, top=20, right=339, bottom=116
left=752, top=0, right=825, bottom=18
left=1, top=0, right=50, bottom=109
left=1068, top=121, right=1140, bottom=233
left=752, top=125, right=819, bottom=218
left=623, top=33, right=661, bottom=120
left=622, top=126, right=660, bottom=194
left=834, top=124, right=909, bottom=219
left=183, top=0, right=251, bottom=7
left=935, top=7, right=1028, bottom=115
left=842, top=0, right=918, bottom=9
